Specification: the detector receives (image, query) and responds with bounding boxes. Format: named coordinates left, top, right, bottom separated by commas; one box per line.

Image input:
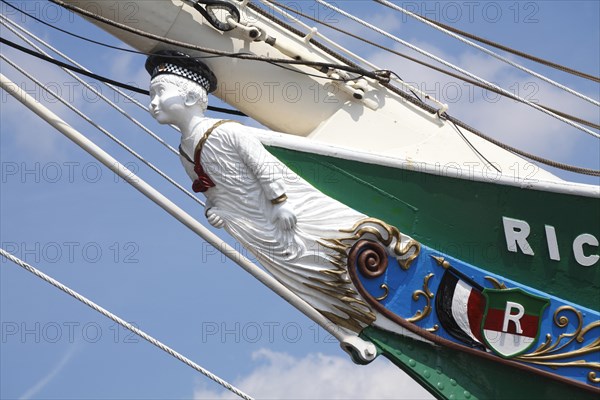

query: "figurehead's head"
left=146, top=50, right=217, bottom=122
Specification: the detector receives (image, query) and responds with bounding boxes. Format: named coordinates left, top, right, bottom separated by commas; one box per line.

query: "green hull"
left=361, top=326, right=596, bottom=400
left=268, top=146, right=599, bottom=399
left=268, top=147, right=600, bottom=310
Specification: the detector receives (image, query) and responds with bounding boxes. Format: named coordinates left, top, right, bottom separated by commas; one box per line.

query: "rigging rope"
left=1, top=52, right=206, bottom=207
left=445, top=115, right=600, bottom=177
left=265, top=0, right=599, bottom=131
left=313, top=0, right=598, bottom=139
left=374, top=0, right=600, bottom=107
left=0, top=14, right=237, bottom=188
left=3, top=1, right=359, bottom=84
left=0, top=247, right=254, bottom=400
left=451, top=121, right=501, bottom=173
left=0, top=36, right=245, bottom=118
left=0, top=0, right=142, bottom=55
left=243, top=0, right=363, bottom=72
left=48, top=0, right=388, bottom=82
left=0, top=16, right=179, bottom=156
left=6, top=0, right=597, bottom=176
left=258, top=0, right=447, bottom=110
left=0, top=0, right=246, bottom=118
left=0, top=21, right=205, bottom=207
left=403, top=6, right=600, bottom=83
left=190, top=0, right=241, bottom=31
left=12, top=0, right=596, bottom=131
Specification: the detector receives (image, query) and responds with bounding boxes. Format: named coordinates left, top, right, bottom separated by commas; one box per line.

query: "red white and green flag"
left=481, top=288, right=550, bottom=358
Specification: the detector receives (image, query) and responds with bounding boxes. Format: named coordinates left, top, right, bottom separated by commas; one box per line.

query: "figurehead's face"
left=149, top=75, right=207, bottom=125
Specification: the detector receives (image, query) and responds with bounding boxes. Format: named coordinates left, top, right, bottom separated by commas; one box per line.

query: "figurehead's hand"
left=206, top=207, right=225, bottom=229
left=272, top=201, right=297, bottom=231
left=270, top=197, right=302, bottom=259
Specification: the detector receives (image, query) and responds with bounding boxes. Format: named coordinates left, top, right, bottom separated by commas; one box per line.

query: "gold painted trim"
left=316, top=218, right=424, bottom=333
left=270, top=193, right=288, bottom=205
left=375, top=284, right=389, bottom=301
left=195, top=119, right=237, bottom=157
left=336, top=218, right=421, bottom=270
left=406, top=273, right=435, bottom=323
left=516, top=305, right=600, bottom=384
left=484, top=276, right=507, bottom=289
left=430, top=255, right=451, bottom=269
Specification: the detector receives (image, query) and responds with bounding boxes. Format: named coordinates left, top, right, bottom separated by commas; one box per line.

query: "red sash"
left=187, top=120, right=238, bottom=193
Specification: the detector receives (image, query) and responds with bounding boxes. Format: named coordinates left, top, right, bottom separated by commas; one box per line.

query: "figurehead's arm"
left=226, top=124, right=288, bottom=203
left=224, top=124, right=296, bottom=230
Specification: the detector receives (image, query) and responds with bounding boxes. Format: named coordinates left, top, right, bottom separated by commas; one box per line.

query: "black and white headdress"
left=145, top=50, right=217, bottom=93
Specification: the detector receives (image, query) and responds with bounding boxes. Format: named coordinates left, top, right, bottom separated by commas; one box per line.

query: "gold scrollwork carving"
left=348, top=240, right=389, bottom=278
left=339, top=218, right=421, bottom=270
left=426, top=324, right=439, bottom=332
left=484, top=276, right=507, bottom=289
left=375, top=284, right=389, bottom=301
left=316, top=218, right=422, bottom=332
left=516, top=306, right=600, bottom=384
left=406, top=273, right=435, bottom=323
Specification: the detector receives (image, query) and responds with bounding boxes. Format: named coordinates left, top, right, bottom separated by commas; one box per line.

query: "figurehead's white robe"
left=179, top=118, right=375, bottom=332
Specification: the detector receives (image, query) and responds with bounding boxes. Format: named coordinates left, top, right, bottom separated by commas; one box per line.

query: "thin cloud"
left=193, top=349, right=433, bottom=400
left=19, top=344, right=80, bottom=400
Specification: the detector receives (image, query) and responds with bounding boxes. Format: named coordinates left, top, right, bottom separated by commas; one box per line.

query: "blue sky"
left=1, top=1, right=598, bottom=399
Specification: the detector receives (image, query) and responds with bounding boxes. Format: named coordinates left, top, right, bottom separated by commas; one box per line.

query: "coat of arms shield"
left=481, top=288, right=550, bottom=358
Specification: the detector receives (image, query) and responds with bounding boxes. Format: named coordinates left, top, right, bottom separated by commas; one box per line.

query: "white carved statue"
left=146, top=51, right=394, bottom=353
